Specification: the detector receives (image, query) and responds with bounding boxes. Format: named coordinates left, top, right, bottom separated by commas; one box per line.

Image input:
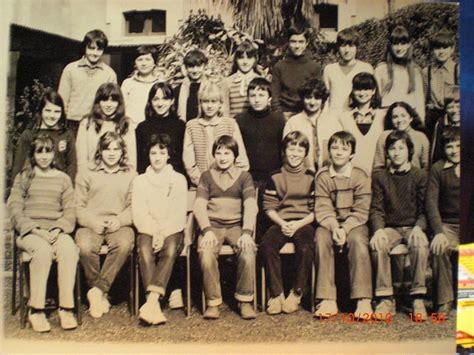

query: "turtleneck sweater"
left=135, top=111, right=186, bottom=175
left=271, top=51, right=322, bottom=113
left=236, top=106, right=286, bottom=183
left=263, top=164, right=315, bottom=220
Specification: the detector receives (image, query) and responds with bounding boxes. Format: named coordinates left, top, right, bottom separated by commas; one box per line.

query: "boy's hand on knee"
left=431, top=233, right=449, bottom=255
left=91, top=219, right=107, bottom=235
left=408, top=226, right=428, bottom=248
left=281, top=222, right=294, bottom=237
left=48, top=228, right=61, bottom=244
left=105, top=217, right=121, bottom=233
left=238, top=233, right=255, bottom=252
left=371, top=229, right=389, bottom=252
left=200, top=231, right=218, bottom=249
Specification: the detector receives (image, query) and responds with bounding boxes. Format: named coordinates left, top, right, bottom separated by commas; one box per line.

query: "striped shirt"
left=222, top=71, right=260, bottom=118
left=8, top=170, right=75, bottom=237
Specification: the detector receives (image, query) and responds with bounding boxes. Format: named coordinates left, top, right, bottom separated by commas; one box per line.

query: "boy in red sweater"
left=370, top=130, right=429, bottom=321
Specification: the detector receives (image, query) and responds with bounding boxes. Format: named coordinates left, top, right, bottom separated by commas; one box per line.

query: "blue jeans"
left=137, top=232, right=184, bottom=296
left=76, top=227, right=134, bottom=293
left=198, top=226, right=255, bottom=306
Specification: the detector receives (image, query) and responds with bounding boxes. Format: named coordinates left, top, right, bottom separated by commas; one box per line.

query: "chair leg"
left=134, top=252, right=140, bottom=316
left=201, top=289, right=206, bottom=314
left=186, top=249, right=191, bottom=317
left=310, top=263, right=316, bottom=313
left=19, top=261, right=26, bottom=329
left=261, top=266, right=266, bottom=311
left=253, top=267, right=257, bottom=312
left=128, top=252, right=134, bottom=316
left=11, top=243, right=18, bottom=315
left=75, top=264, right=82, bottom=325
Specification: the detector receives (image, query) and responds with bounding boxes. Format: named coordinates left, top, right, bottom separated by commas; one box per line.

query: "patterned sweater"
left=183, top=116, right=249, bottom=186
left=263, top=166, right=315, bottom=220
left=425, top=160, right=460, bottom=235
left=193, top=167, right=258, bottom=235
left=315, top=164, right=371, bottom=233
left=370, top=166, right=427, bottom=232
left=8, top=169, right=75, bottom=237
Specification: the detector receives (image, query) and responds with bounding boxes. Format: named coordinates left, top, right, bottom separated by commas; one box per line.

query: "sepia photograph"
left=0, top=0, right=470, bottom=353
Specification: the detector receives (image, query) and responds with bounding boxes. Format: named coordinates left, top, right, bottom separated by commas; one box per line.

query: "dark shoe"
left=438, top=301, right=454, bottom=320
left=239, top=302, right=256, bottom=319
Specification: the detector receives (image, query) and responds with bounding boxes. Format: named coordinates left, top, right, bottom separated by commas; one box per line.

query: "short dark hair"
left=441, top=126, right=460, bottom=147
left=328, top=131, right=356, bottom=155
left=147, top=133, right=174, bottom=156
left=384, top=130, right=414, bottom=162
left=287, top=24, right=309, bottom=41
left=298, top=78, right=329, bottom=102
left=232, top=41, right=259, bottom=73
left=183, top=49, right=208, bottom=67
left=384, top=101, right=423, bottom=131
left=337, top=28, right=359, bottom=47
left=212, top=135, right=239, bottom=158
left=282, top=131, right=310, bottom=157
left=430, top=29, right=455, bottom=49
left=247, top=77, right=272, bottom=97
left=82, top=29, right=108, bottom=53
left=350, top=72, right=381, bottom=109
left=135, top=45, right=159, bottom=62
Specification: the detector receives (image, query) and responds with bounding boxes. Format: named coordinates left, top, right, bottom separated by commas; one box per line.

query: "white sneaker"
left=354, top=298, right=373, bottom=320
left=102, top=294, right=111, bottom=314
left=314, top=300, right=338, bottom=318
left=139, top=300, right=167, bottom=325
left=28, top=310, right=51, bottom=332
left=266, top=293, right=284, bottom=315
left=168, top=289, right=184, bottom=309
left=58, top=309, right=78, bottom=330
left=87, top=287, right=104, bottom=318
left=282, top=290, right=302, bottom=314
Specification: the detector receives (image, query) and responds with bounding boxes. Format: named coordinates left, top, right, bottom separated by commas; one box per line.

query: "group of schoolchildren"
left=8, top=24, right=460, bottom=333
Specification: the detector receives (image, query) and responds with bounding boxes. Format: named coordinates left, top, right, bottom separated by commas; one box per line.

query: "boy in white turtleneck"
left=131, top=133, right=188, bottom=325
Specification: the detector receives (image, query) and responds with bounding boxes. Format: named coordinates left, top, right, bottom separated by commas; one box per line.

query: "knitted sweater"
left=12, top=128, right=77, bottom=182
left=58, top=57, right=117, bottom=122
left=373, top=128, right=430, bottom=173
left=425, top=160, right=460, bottom=235
left=222, top=71, right=260, bottom=118
left=75, top=165, right=137, bottom=228
left=263, top=166, right=315, bottom=220
left=183, top=116, right=249, bottom=186
left=121, top=72, right=160, bottom=128
left=193, top=167, right=258, bottom=235
left=236, top=107, right=285, bottom=182
left=339, top=108, right=386, bottom=175
left=315, top=164, right=371, bottom=233
left=271, top=52, right=322, bottom=113
left=323, top=60, right=374, bottom=112
left=8, top=169, right=75, bottom=237
left=135, top=112, right=185, bottom=174
left=370, top=166, right=427, bottom=232
left=374, top=62, right=425, bottom=123
left=132, top=164, right=187, bottom=239
left=76, top=118, right=137, bottom=172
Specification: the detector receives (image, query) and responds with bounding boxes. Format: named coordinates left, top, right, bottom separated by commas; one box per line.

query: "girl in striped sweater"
left=183, top=82, right=249, bottom=186
left=222, top=41, right=261, bottom=118
left=8, top=133, right=79, bottom=332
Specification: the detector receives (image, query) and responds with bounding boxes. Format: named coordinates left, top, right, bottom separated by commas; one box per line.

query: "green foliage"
left=343, top=3, right=459, bottom=68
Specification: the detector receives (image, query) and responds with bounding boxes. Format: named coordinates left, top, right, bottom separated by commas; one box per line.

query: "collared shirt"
left=353, top=108, right=375, bottom=124
left=77, top=56, right=106, bottom=70
left=94, top=162, right=126, bottom=174
left=209, top=164, right=241, bottom=191
left=389, top=162, right=412, bottom=175
left=423, top=59, right=458, bottom=109
left=329, top=163, right=353, bottom=178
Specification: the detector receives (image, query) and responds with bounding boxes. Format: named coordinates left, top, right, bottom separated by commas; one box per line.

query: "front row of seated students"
left=8, top=126, right=459, bottom=331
